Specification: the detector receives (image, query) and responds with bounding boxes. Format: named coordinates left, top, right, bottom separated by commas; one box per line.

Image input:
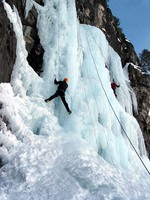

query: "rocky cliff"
left=128, top=64, right=150, bottom=157
left=0, top=1, right=16, bottom=82
left=76, top=0, right=140, bottom=66
left=0, top=0, right=149, bottom=157
left=0, top=0, right=43, bottom=83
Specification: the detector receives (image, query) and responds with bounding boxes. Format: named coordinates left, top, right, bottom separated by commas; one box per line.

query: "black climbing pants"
left=47, top=91, right=70, bottom=112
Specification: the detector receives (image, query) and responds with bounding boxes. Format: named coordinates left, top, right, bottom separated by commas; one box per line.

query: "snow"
left=125, top=37, right=131, bottom=43
left=0, top=0, right=150, bottom=200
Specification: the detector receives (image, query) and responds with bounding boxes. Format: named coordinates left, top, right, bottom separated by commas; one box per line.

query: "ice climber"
left=111, top=82, right=120, bottom=97
left=45, top=78, right=72, bottom=114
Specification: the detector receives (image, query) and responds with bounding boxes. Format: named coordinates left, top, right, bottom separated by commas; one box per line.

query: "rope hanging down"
left=87, top=26, right=134, bottom=108
left=84, top=51, right=118, bottom=170
left=85, top=26, right=150, bottom=175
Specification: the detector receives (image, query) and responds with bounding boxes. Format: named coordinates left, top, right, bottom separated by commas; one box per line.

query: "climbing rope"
left=77, top=23, right=118, bottom=170
left=87, top=24, right=136, bottom=111
left=84, top=52, right=118, bottom=170
left=86, top=25, right=133, bottom=105
left=86, top=25, right=109, bottom=66
left=85, top=26, right=150, bottom=175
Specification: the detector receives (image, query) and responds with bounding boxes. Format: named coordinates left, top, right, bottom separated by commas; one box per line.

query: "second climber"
left=111, top=81, right=120, bottom=97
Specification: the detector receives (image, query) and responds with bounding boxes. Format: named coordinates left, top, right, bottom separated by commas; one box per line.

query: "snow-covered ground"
left=0, top=1, right=150, bottom=199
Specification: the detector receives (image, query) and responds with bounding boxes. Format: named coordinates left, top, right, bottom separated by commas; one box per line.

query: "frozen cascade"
left=0, top=1, right=150, bottom=200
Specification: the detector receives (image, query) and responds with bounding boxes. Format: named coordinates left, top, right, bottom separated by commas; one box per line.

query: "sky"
left=109, top=0, right=150, bottom=56
left=0, top=1, right=150, bottom=199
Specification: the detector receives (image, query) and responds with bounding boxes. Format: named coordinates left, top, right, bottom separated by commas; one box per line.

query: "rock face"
left=0, top=0, right=43, bottom=83
left=0, top=0, right=149, bottom=157
left=128, top=64, right=150, bottom=158
left=0, top=2, right=16, bottom=83
left=76, top=0, right=140, bottom=66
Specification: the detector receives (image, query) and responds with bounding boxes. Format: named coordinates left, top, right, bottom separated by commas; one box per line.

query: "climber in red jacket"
left=111, top=82, right=120, bottom=97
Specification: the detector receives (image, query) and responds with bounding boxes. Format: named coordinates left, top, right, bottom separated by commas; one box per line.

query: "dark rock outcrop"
left=0, top=2, right=16, bottom=83
left=76, top=0, right=139, bottom=66
left=0, top=0, right=44, bottom=83
left=128, top=64, right=150, bottom=158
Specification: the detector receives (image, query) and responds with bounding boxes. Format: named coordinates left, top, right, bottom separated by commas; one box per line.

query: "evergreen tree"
left=139, top=49, right=150, bottom=67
